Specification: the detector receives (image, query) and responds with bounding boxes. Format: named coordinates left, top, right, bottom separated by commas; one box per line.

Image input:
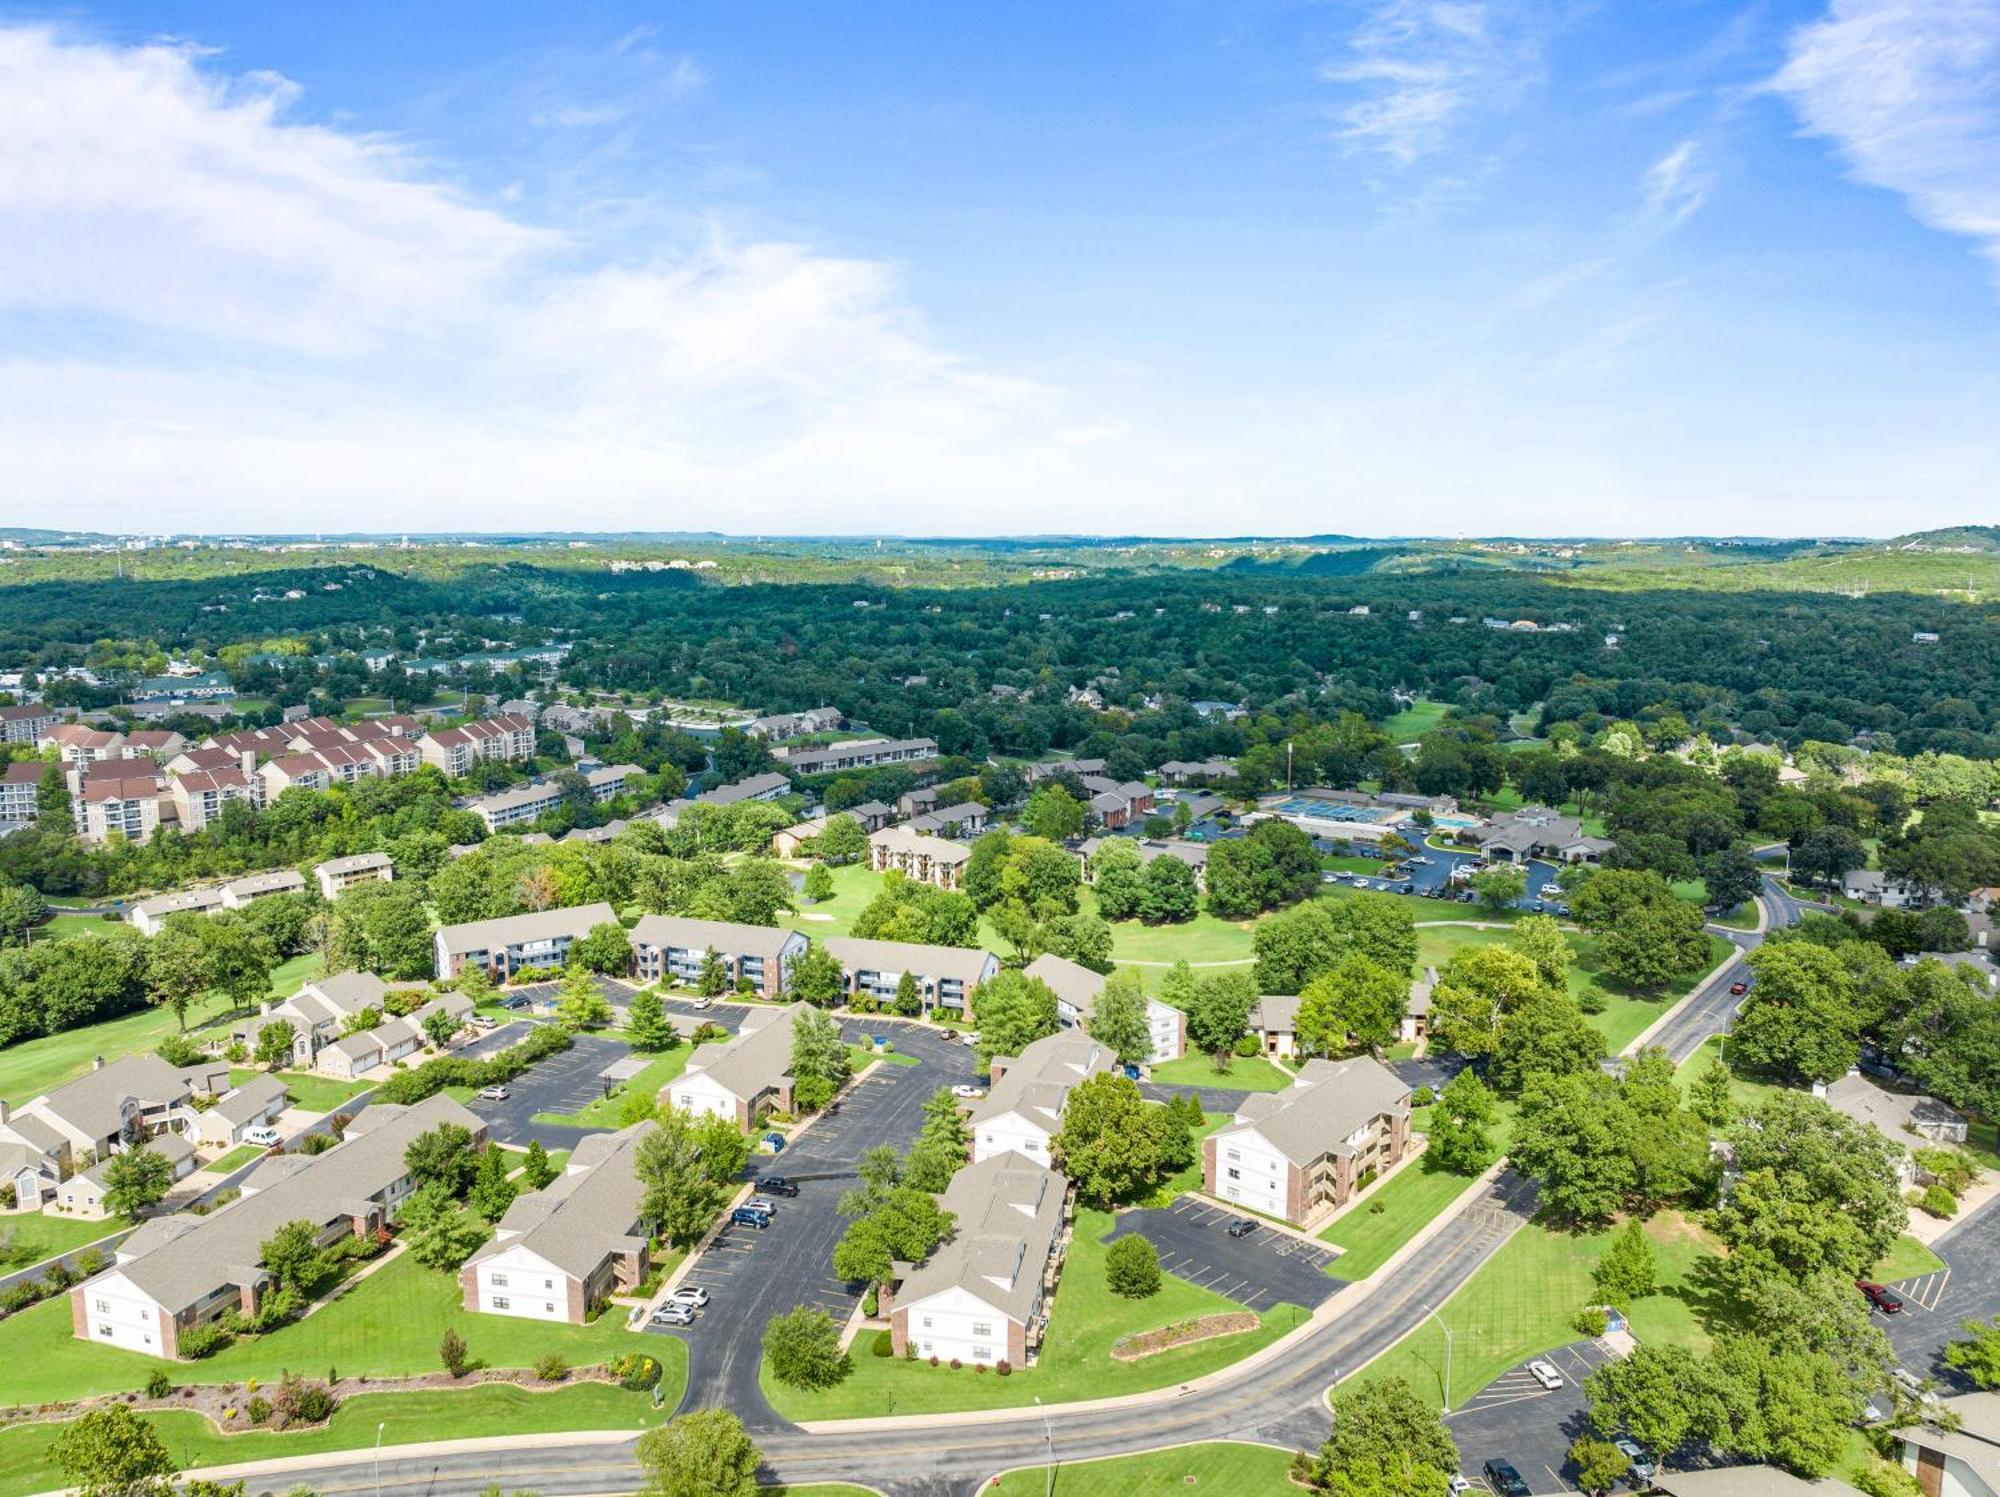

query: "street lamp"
left=374, top=1420, right=385, bottom=1497
left=1034, top=1395, right=1054, bottom=1497
left=1424, top=1304, right=1456, bottom=1408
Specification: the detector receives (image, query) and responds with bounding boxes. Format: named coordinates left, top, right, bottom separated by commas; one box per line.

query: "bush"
left=928, top=1354, right=939, bottom=1367
left=1105, top=1234, right=1162, bottom=1298
left=177, top=1323, right=231, bottom=1359
left=995, top=1359, right=1012, bottom=1375
left=871, top=1330, right=893, bottom=1358
left=1411, top=1085, right=1435, bottom=1107
left=246, top=1396, right=272, bottom=1426
left=1921, top=1183, right=1959, bottom=1219
left=76, top=1248, right=108, bottom=1276
left=609, top=1353, right=663, bottom=1391
left=272, top=1373, right=337, bottom=1427
left=533, top=1353, right=570, bottom=1383
left=143, top=1371, right=173, bottom=1400
left=1232, top=1034, right=1263, bottom=1059
left=439, top=1326, right=470, bottom=1378
left=862, top=1286, right=879, bottom=1318
left=949, top=1358, right=962, bottom=1370
left=1573, top=1306, right=1610, bottom=1337
left=1917, top=1148, right=1980, bottom=1197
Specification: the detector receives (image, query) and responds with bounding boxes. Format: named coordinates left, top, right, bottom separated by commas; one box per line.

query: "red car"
left=1729, top=980, right=1749, bottom=996
left=1857, top=1280, right=1905, bottom=1314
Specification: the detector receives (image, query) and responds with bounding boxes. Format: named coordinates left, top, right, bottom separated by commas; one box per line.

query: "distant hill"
left=1889, top=526, right=2000, bottom=552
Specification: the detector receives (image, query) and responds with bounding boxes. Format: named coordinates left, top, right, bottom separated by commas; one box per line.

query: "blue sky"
left=2, top=0, right=1996, bottom=537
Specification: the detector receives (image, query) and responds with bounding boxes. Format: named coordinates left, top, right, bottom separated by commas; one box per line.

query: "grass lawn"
left=1321, top=854, right=1390, bottom=876
left=503, top=1145, right=572, bottom=1180
left=0, top=1006, right=216, bottom=1107
left=0, top=1248, right=637, bottom=1404
left=761, top=1208, right=1303, bottom=1419
left=0, top=1374, right=684, bottom=1497
left=1383, top=699, right=1450, bottom=741
left=778, top=861, right=884, bottom=940
left=1319, top=1164, right=1481, bottom=1279
left=849, top=1044, right=920, bottom=1070
left=532, top=1048, right=692, bottom=1127
left=206, top=1143, right=268, bottom=1174
left=1875, top=1235, right=1947, bottom=1281
left=230, top=1068, right=373, bottom=1114
left=1103, top=903, right=1259, bottom=968
left=1670, top=1035, right=1788, bottom=1111
left=30, top=913, right=117, bottom=943
left=1149, top=1053, right=1293, bottom=1092
left=988, top=1441, right=1296, bottom=1495
left=1360, top=1212, right=1727, bottom=1408
left=0, top=1212, right=121, bottom=1267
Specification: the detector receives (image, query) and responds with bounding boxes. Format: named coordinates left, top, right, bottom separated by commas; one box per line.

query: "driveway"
left=1445, top=1340, right=1618, bottom=1493
left=1886, top=1194, right=2000, bottom=1388
left=461, top=1032, right=634, bottom=1149
left=1106, top=1195, right=1344, bottom=1311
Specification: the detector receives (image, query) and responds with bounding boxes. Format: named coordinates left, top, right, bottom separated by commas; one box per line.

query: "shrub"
left=1411, top=1085, right=1435, bottom=1107
left=929, top=1355, right=939, bottom=1367
left=1921, top=1183, right=1959, bottom=1219
left=996, top=1359, right=1012, bottom=1375
left=533, top=1353, right=569, bottom=1382
left=439, top=1327, right=470, bottom=1378
left=246, top=1396, right=272, bottom=1426
left=1573, top=1306, right=1610, bottom=1337
left=272, top=1374, right=337, bottom=1426
left=177, top=1323, right=230, bottom=1359
left=949, top=1358, right=962, bottom=1370
left=862, top=1286, right=879, bottom=1318
left=871, top=1330, right=893, bottom=1358
left=143, top=1371, right=173, bottom=1400
left=609, top=1353, right=662, bottom=1392
left=975, top=1362, right=987, bottom=1374
left=1917, top=1148, right=1979, bottom=1197
left=1232, top=1034, right=1263, bottom=1058
left=1105, top=1235, right=1162, bottom=1299
left=76, top=1248, right=108, bottom=1276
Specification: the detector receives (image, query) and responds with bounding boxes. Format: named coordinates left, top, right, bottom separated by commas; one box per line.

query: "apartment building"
left=0, top=703, right=56, bottom=745
left=417, top=714, right=537, bottom=776
left=232, top=970, right=395, bottom=1068
left=968, top=1030, right=1118, bottom=1166
left=167, top=767, right=255, bottom=833
left=1025, top=953, right=1184, bottom=1064
left=867, top=825, right=973, bottom=890
left=774, top=736, right=938, bottom=776
left=908, top=802, right=989, bottom=838
left=258, top=754, right=334, bottom=799
left=1155, top=758, right=1236, bottom=785
left=1080, top=777, right=1155, bottom=830
left=1899, top=1392, right=2000, bottom=1497
left=432, top=902, right=620, bottom=981
left=43, top=724, right=129, bottom=765
left=314, top=852, right=393, bottom=898
left=664, top=1003, right=808, bottom=1126
left=220, top=869, right=306, bottom=908
left=0, top=1054, right=210, bottom=1208
left=471, top=764, right=641, bottom=832
left=628, top=916, right=807, bottom=996
left=128, top=887, right=227, bottom=936
left=1075, top=836, right=1209, bottom=891
left=461, top=1124, right=653, bottom=1323
left=77, top=771, right=168, bottom=845
left=70, top=1095, right=485, bottom=1360
left=746, top=706, right=844, bottom=739
left=888, top=1152, right=1070, bottom=1369
left=0, top=761, right=43, bottom=825
left=1204, top=1055, right=1412, bottom=1226
left=120, top=730, right=188, bottom=762
left=823, top=938, right=1000, bottom=1021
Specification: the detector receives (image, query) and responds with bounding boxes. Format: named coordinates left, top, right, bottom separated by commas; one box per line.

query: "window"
left=544, top=1303, right=555, bottom=1314
left=1227, top=1149, right=1240, bottom=1161
left=493, top=1297, right=511, bottom=1310
left=973, top=1346, right=992, bottom=1362
left=544, top=1279, right=554, bottom=1289
left=1227, top=1168, right=1241, bottom=1180
left=96, top=1299, right=109, bottom=1313
left=921, top=1317, right=933, bottom=1329
left=97, top=1324, right=113, bottom=1337
left=491, top=1273, right=509, bottom=1287
left=972, top=1322, right=992, bottom=1338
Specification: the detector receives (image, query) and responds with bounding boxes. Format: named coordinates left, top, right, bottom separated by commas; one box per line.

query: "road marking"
left=1895, top=1269, right=1951, bottom=1313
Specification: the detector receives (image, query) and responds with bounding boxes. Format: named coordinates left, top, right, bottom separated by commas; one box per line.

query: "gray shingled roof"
left=968, top=1030, right=1114, bottom=1133
left=1021, top=954, right=1103, bottom=1019
left=1226, top=1056, right=1410, bottom=1167
left=674, top=1003, right=803, bottom=1104
left=29, top=1055, right=189, bottom=1142
left=895, top=1152, right=1067, bottom=1326
left=629, top=915, right=802, bottom=961
left=434, top=902, right=619, bottom=958
left=465, top=1123, right=649, bottom=1280
left=824, top=937, right=997, bottom=986
left=211, top=1075, right=288, bottom=1126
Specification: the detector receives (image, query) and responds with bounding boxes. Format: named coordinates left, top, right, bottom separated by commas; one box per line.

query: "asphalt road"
left=461, top=1031, right=635, bottom=1150
left=1626, top=875, right=1798, bottom=1066
left=1444, top=1340, right=1619, bottom=1494
left=1106, top=1195, right=1345, bottom=1311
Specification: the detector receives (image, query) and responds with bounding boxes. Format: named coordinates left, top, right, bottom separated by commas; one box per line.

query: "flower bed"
left=1109, top=1312, right=1259, bottom=1362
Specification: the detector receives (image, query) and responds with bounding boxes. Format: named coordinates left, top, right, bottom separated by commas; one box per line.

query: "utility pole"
left=1425, top=1305, right=1453, bottom=1411
left=374, top=1421, right=385, bottom=1497
left=1286, top=740, right=1294, bottom=793
left=1034, top=1395, right=1054, bottom=1497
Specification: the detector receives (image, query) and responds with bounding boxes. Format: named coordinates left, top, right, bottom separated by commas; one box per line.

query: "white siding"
left=901, top=1285, right=1017, bottom=1367
left=78, top=1272, right=169, bottom=1356
left=1211, top=1126, right=1290, bottom=1219
left=667, top=1072, right=739, bottom=1123
left=470, top=1247, right=572, bottom=1322
left=1144, top=998, right=1182, bottom=1063
left=972, top=1112, right=1054, bottom=1167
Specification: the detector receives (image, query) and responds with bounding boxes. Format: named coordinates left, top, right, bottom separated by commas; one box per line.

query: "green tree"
left=1022, top=784, right=1084, bottom=842
left=636, top=1109, right=750, bottom=1247
left=1945, top=1316, right=2000, bottom=1389
left=252, top=1016, right=298, bottom=1068
left=1296, top=952, right=1407, bottom=1056
left=49, top=1405, right=175, bottom=1497
left=143, top=921, right=212, bottom=1032
left=1510, top=1071, right=1635, bottom=1223
left=1086, top=969, right=1153, bottom=1067
left=1594, top=1219, right=1658, bottom=1303
left=101, top=1142, right=174, bottom=1220
left=260, top=1219, right=333, bottom=1294
left=635, top=1408, right=761, bottom=1497
left=556, top=966, right=614, bottom=1030
left=625, top=986, right=675, bottom=1051
left=407, top=1203, right=489, bottom=1270
left=790, top=1004, right=851, bottom=1107
left=1586, top=1344, right=1720, bottom=1462
left=763, top=1305, right=850, bottom=1390
left=1689, top=1053, right=1736, bottom=1127
left=787, top=944, right=845, bottom=1008
left=831, top=1186, right=953, bottom=1288
left=1138, top=854, right=1200, bottom=924
left=1509, top=914, right=1573, bottom=991
left=1599, top=903, right=1714, bottom=991
left=468, top=1145, right=518, bottom=1221
left=891, top=968, right=922, bottom=1018
left=802, top=863, right=835, bottom=903
left=404, top=1123, right=479, bottom=1194
left=439, top=1326, right=469, bottom=1378
left=1052, top=1073, right=1169, bottom=1206
left=197, top=915, right=279, bottom=1015
left=571, top=921, right=633, bottom=975
left=810, top=815, right=867, bottom=866
left=1186, top=970, right=1257, bottom=1063
left=1427, top=945, right=1554, bottom=1060
left=696, top=948, right=729, bottom=997
left=972, top=970, right=1059, bottom=1067
left=1313, top=1376, right=1460, bottom=1497
left=904, top=1088, right=970, bottom=1192
left=0, top=882, right=47, bottom=947
left=1493, top=990, right=1605, bottom=1092
left=1105, top=1234, right=1161, bottom=1297
left=1568, top=1437, right=1632, bottom=1496
left=1090, top=840, right=1144, bottom=921
left=1702, top=846, right=1763, bottom=912
left=1426, top=1068, right=1498, bottom=1175
left=1731, top=942, right=1861, bottom=1082
left=521, top=1139, right=558, bottom=1191
left=1472, top=866, right=1527, bottom=913
left=422, top=1006, right=460, bottom=1050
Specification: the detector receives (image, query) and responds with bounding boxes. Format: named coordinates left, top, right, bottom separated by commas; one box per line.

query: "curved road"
left=124, top=885, right=1801, bottom=1497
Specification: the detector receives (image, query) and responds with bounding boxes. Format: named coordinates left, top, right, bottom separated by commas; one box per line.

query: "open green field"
left=0, top=1006, right=213, bottom=1105
left=1149, top=1053, right=1293, bottom=1091
left=762, top=1208, right=1303, bottom=1418
left=1360, top=1212, right=1727, bottom=1407
left=988, top=1441, right=1296, bottom=1495
left=206, top=1143, right=268, bottom=1175
left=231, top=1068, right=372, bottom=1114
left=0, top=1248, right=637, bottom=1403
left=1320, top=1165, right=1479, bottom=1279
left=533, top=1047, right=692, bottom=1127
left=30, top=913, right=116, bottom=943
left=0, top=1212, right=120, bottom=1268
left=1382, top=699, right=1450, bottom=741
left=0, top=1374, right=682, bottom=1497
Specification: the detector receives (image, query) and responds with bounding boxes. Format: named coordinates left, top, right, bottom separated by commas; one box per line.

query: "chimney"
left=0, top=1101, right=10, bottom=1125
left=93, top=1056, right=105, bottom=1072
left=1810, top=1078, right=1827, bottom=1099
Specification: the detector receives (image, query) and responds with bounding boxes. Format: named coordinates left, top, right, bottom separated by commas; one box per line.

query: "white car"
left=958, top=1031, right=980, bottom=1047
left=690, top=996, right=715, bottom=1010
left=468, top=1014, right=498, bottom=1030
left=241, top=1125, right=281, bottom=1148
left=476, top=1084, right=510, bottom=1101
left=952, top=1084, right=986, bottom=1099
left=1527, top=1359, right=1565, bottom=1390
left=667, top=1285, right=710, bottom=1309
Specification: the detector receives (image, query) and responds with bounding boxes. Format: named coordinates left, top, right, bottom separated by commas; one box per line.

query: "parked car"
left=730, top=1206, right=772, bottom=1229
left=1729, top=980, right=1749, bottom=996
left=958, top=1031, right=980, bottom=1047
left=1528, top=1359, right=1565, bottom=1390
left=1485, top=1460, right=1531, bottom=1497
left=939, top=1029, right=960, bottom=1041
left=468, top=1014, right=498, bottom=1030
left=242, top=1125, right=281, bottom=1148
left=499, top=995, right=531, bottom=1010
left=667, top=1286, right=710, bottom=1309
left=1448, top=1477, right=1473, bottom=1496
left=747, top=1196, right=780, bottom=1216
left=1226, top=1218, right=1256, bottom=1238
left=689, top=995, right=715, bottom=1010
left=1891, top=1367, right=1933, bottom=1402
left=476, top=1085, right=510, bottom=1101
left=651, top=1303, right=696, bottom=1326
left=952, top=1084, right=987, bottom=1099
left=758, top=1176, right=800, bottom=1197
left=1613, top=1438, right=1655, bottom=1483
left=1857, top=1280, right=1905, bottom=1314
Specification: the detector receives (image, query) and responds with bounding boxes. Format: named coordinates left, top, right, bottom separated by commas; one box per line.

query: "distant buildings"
left=1026, top=953, right=1184, bottom=1064
left=868, top=825, right=973, bottom=889
left=314, top=852, right=394, bottom=898
left=629, top=916, right=807, bottom=996
left=416, top=714, right=536, bottom=777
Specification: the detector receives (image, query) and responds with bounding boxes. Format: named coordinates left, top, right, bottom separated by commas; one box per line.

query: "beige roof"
left=315, top=852, right=393, bottom=876
left=968, top=1030, right=1115, bottom=1133
left=28, top=1054, right=189, bottom=1141
left=896, top=1152, right=1067, bottom=1326
left=673, top=1002, right=805, bottom=1104
left=870, top=824, right=973, bottom=864
left=629, top=915, right=803, bottom=961
left=1225, top=1055, right=1410, bottom=1167
left=211, top=1075, right=289, bottom=1126
left=1653, top=1470, right=1866, bottom=1497
left=1250, top=994, right=1300, bottom=1035
left=824, top=937, right=997, bottom=985
left=224, top=869, right=305, bottom=899
left=132, top=887, right=226, bottom=920
left=434, top=902, right=619, bottom=958
left=1822, top=1073, right=1965, bottom=1140
left=1022, top=954, right=1104, bottom=1018
left=466, top=1124, right=649, bottom=1280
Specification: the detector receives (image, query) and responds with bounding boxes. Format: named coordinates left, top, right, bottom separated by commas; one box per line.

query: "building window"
left=544, top=1279, right=554, bottom=1289
left=493, top=1297, right=510, bottom=1310
left=96, top=1299, right=109, bottom=1313
left=491, top=1273, right=508, bottom=1287
left=545, top=1303, right=555, bottom=1314
left=1227, top=1168, right=1240, bottom=1180
left=921, top=1317, right=933, bottom=1329
left=974, top=1346, right=992, bottom=1362
left=972, top=1322, right=992, bottom=1338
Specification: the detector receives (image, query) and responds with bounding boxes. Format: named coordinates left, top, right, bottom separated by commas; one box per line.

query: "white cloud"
left=1775, top=0, right=2000, bottom=276
left=1637, top=139, right=1708, bottom=236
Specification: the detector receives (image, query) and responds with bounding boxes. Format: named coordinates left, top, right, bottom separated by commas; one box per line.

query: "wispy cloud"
left=1323, top=1, right=1550, bottom=167
left=1774, top=0, right=2000, bottom=278
left=1636, top=139, right=1709, bottom=236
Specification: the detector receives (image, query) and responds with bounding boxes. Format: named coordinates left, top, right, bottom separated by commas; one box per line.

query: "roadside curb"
left=1619, top=920, right=1756, bottom=1058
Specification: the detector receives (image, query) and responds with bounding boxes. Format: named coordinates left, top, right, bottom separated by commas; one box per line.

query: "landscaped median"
left=758, top=1207, right=1306, bottom=1419
left=985, top=1439, right=1297, bottom=1494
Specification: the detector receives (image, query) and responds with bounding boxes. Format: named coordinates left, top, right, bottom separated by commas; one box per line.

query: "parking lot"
left=461, top=1032, right=633, bottom=1147
left=1888, top=1194, right=2000, bottom=1386
left=1445, top=1340, right=1618, bottom=1494
left=1105, top=1195, right=1344, bottom=1311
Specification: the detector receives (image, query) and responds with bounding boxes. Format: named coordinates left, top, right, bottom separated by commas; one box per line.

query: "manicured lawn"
left=231, top=1068, right=373, bottom=1114
left=1319, top=1164, right=1481, bottom=1279
left=0, top=1248, right=637, bottom=1403
left=850, top=1044, right=920, bottom=1069
left=0, top=1212, right=120, bottom=1268
left=0, top=1006, right=212, bottom=1106
left=1149, top=1053, right=1293, bottom=1092
left=1875, top=1235, right=1947, bottom=1282
left=1383, top=699, right=1449, bottom=741
left=1359, top=1212, right=1726, bottom=1408
left=1321, top=854, right=1389, bottom=876
left=761, top=1208, right=1302, bottom=1418
left=533, top=1048, right=692, bottom=1127
left=30, top=913, right=116, bottom=943
left=207, top=1143, right=268, bottom=1175
left=777, top=861, right=883, bottom=940
left=0, top=1374, right=684, bottom=1497
left=1103, top=903, right=1259, bottom=968
left=1670, top=1035, right=1788, bottom=1111
left=502, top=1146, right=571, bottom=1179
left=988, top=1441, right=1296, bottom=1495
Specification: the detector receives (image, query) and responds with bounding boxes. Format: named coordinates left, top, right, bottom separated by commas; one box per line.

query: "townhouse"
left=628, top=916, right=807, bottom=996
left=188, top=1075, right=290, bottom=1149
left=0, top=703, right=56, bottom=745
left=316, top=992, right=472, bottom=1080
left=0, top=761, right=43, bottom=826
left=120, top=730, right=188, bottom=763
left=968, top=1029, right=1118, bottom=1166
left=128, top=887, right=227, bottom=935
left=775, top=736, right=938, bottom=776
left=220, top=869, right=306, bottom=908
left=747, top=706, right=844, bottom=739
left=70, top=1095, right=485, bottom=1359
left=258, top=754, right=334, bottom=799
left=1817, top=1071, right=1969, bottom=1186
left=1155, top=758, right=1236, bottom=785
left=461, top=1123, right=654, bottom=1323
left=1203, top=1055, right=1412, bottom=1225
left=1080, top=777, right=1154, bottom=830
left=771, top=817, right=827, bottom=858
left=1025, top=953, right=1184, bottom=1064
left=908, top=802, right=989, bottom=838
left=432, top=902, right=620, bottom=982
left=167, top=767, right=255, bottom=833
left=664, top=1002, right=809, bottom=1126
left=168, top=744, right=249, bottom=778
left=56, top=1132, right=200, bottom=1218
left=846, top=800, right=894, bottom=833
left=1899, top=1391, right=2000, bottom=1497
left=418, top=714, right=537, bottom=776
left=232, top=970, right=397, bottom=1069
left=0, top=1054, right=210, bottom=1208
left=1024, top=757, right=1105, bottom=783
left=1246, top=994, right=1301, bottom=1060
left=887, top=1152, right=1071, bottom=1370
left=823, top=938, right=1000, bottom=1022
left=1654, top=1473, right=1865, bottom=1497
left=868, top=825, right=973, bottom=890
left=41, top=724, right=129, bottom=765
left=314, top=852, right=394, bottom=898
